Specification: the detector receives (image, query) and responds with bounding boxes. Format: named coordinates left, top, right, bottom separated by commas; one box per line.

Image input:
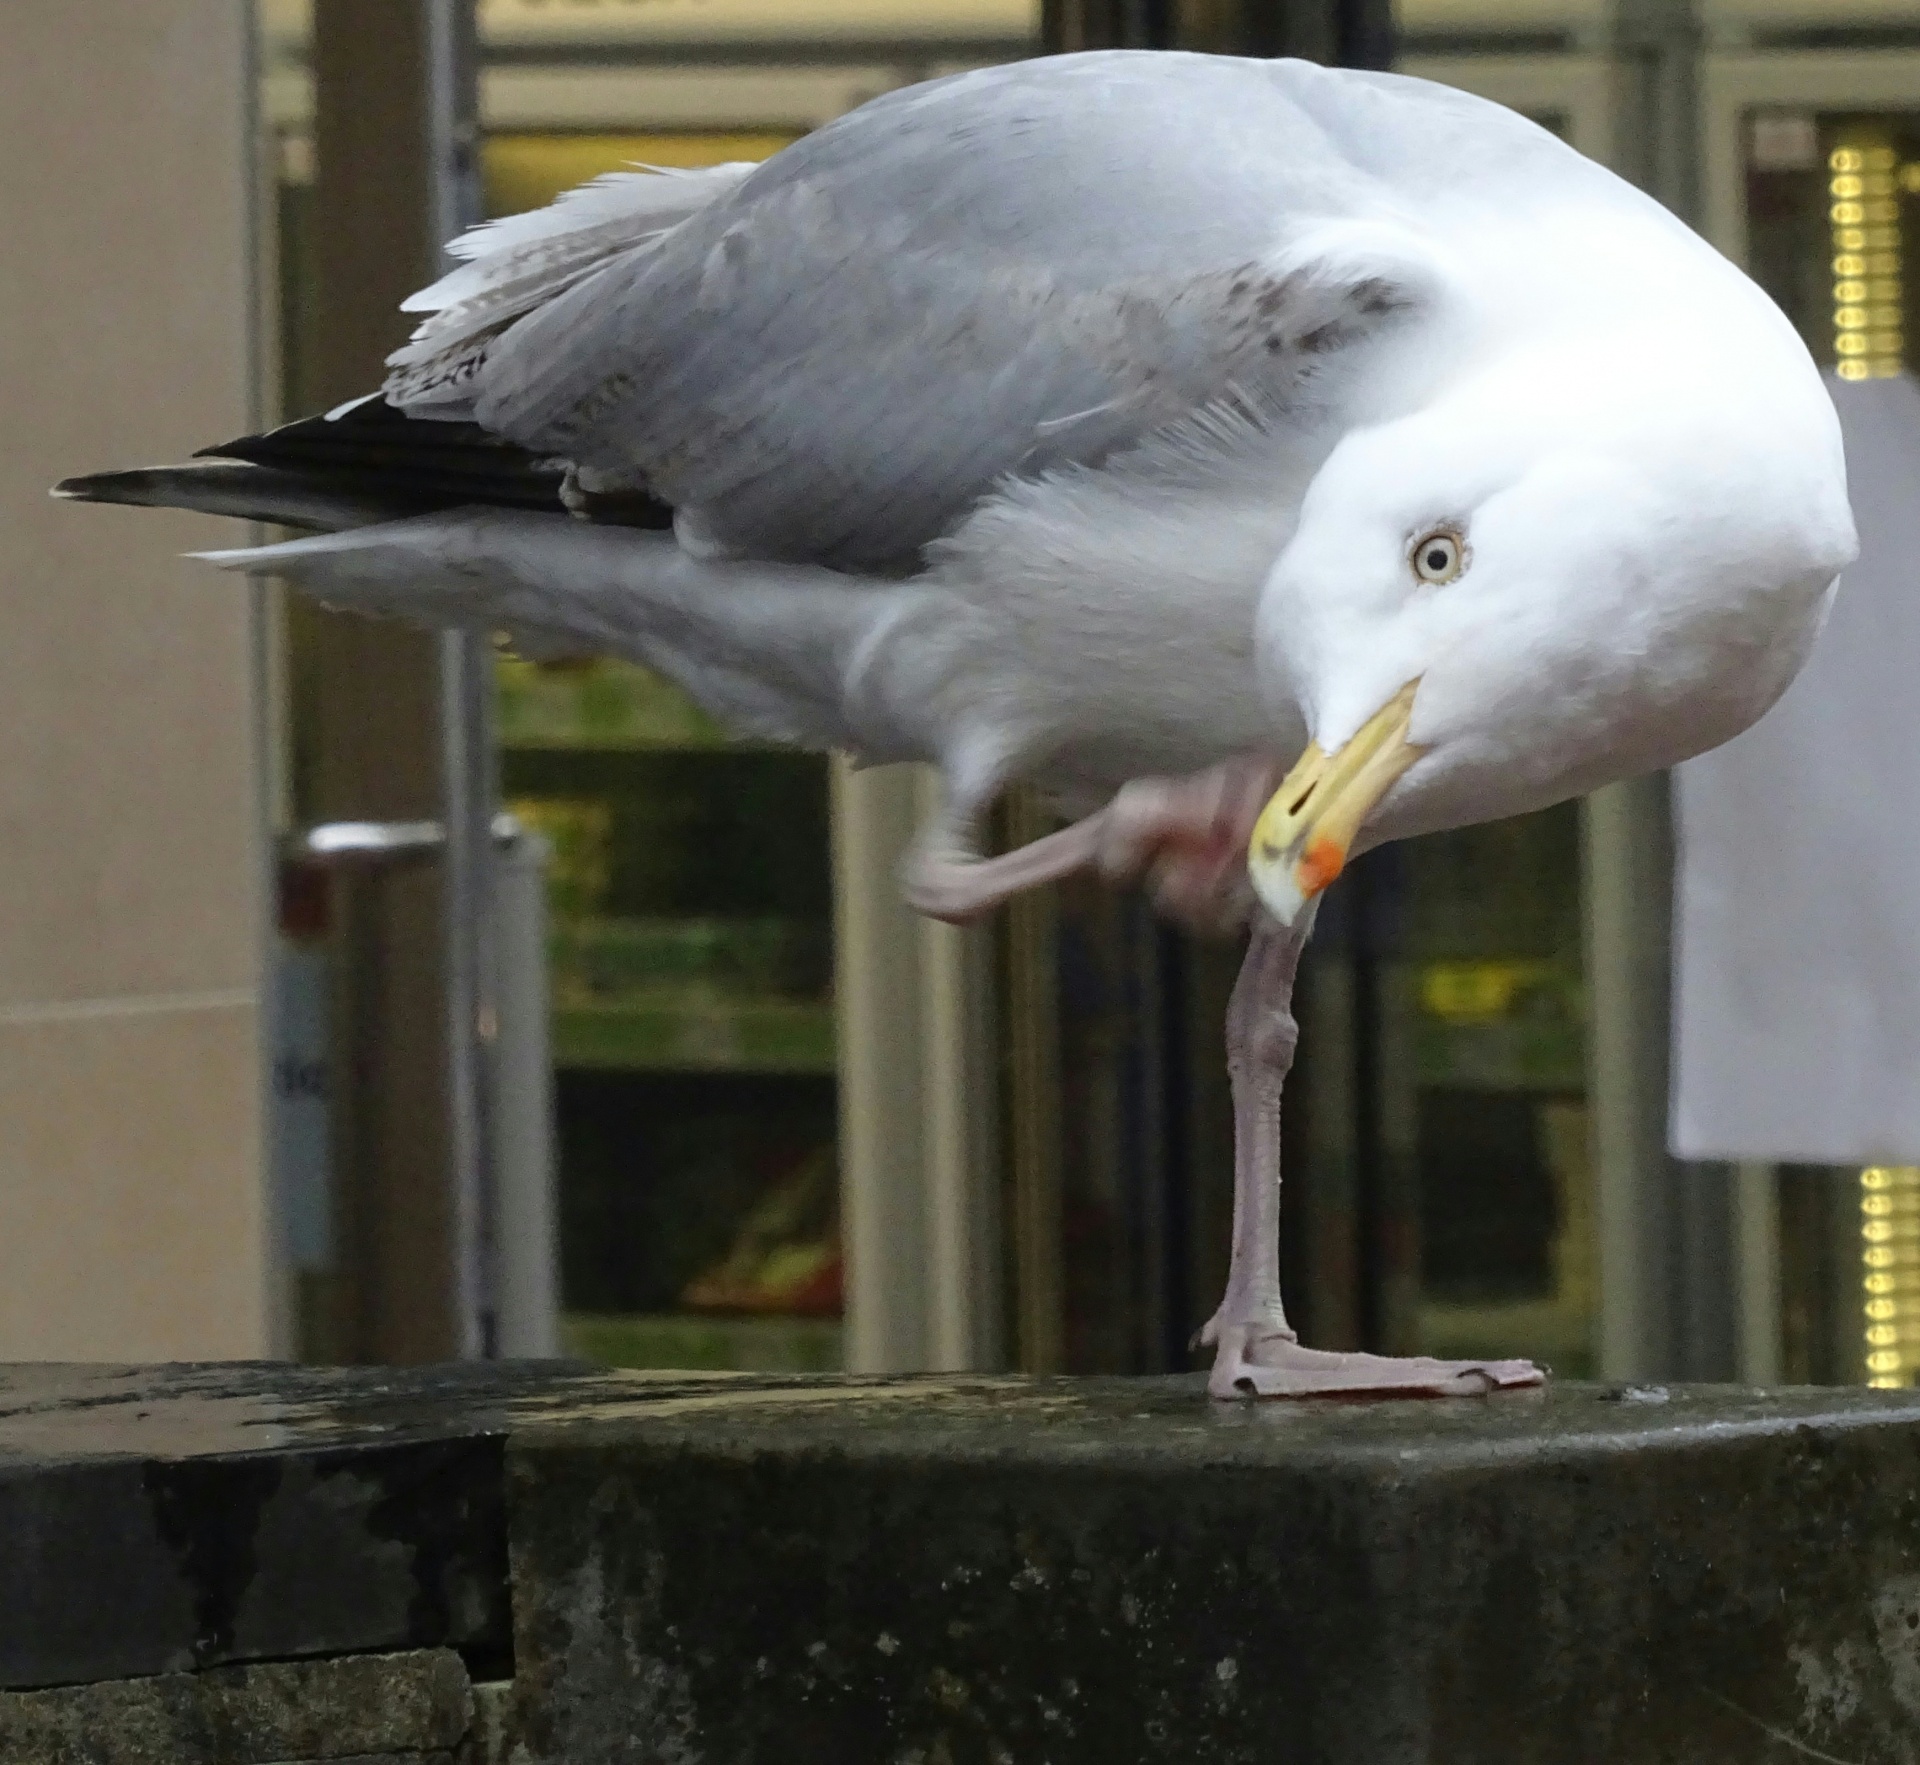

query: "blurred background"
left=1, top=0, right=1910, bottom=1389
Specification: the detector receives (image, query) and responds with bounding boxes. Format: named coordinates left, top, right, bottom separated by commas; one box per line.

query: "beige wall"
left=0, top=3, right=269, bottom=1358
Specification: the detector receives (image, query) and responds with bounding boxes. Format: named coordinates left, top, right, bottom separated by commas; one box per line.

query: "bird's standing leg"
left=1202, top=924, right=1545, bottom=1400
left=909, top=752, right=1544, bottom=1397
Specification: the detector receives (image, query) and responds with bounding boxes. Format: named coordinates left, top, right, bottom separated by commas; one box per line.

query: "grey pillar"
left=307, top=0, right=493, bottom=1362
left=1589, top=0, right=1741, bottom=1382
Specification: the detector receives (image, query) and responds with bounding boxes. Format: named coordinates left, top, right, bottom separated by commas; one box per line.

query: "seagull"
left=57, top=50, right=1855, bottom=1398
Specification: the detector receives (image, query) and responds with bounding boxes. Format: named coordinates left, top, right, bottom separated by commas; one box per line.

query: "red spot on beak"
left=1298, top=837, right=1346, bottom=897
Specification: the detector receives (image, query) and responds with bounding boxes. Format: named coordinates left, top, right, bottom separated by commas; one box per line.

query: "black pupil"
left=1425, top=545, right=1449, bottom=572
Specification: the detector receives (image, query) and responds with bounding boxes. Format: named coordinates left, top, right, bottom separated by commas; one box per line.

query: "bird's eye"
left=1411, top=529, right=1465, bottom=585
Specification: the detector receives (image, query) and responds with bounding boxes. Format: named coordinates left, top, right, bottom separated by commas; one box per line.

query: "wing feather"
left=386, top=54, right=1559, bottom=567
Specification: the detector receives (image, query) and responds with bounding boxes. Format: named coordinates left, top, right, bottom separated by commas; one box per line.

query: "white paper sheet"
left=1673, top=373, right=1920, bottom=1163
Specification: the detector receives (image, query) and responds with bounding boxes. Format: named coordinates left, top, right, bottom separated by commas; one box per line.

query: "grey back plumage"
left=388, top=52, right=1579, bottom=572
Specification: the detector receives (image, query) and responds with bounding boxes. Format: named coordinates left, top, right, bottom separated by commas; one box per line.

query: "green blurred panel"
left=497, top=656, right=736, bottom=752
left=504, top=749, right=833, bottom=924
left=553, top=999, right=837, bottom=1074
left=1411, top=956, right=1586, bottom=1092
left=550, top=916, right=830, bottom=1003
left=563, top=1312, right=844, bottom=1373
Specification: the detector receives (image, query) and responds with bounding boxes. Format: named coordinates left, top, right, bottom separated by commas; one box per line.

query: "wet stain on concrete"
left=142, top=1455, right=285, bottom=1665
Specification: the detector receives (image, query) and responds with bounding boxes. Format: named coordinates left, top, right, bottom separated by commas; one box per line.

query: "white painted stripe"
left=0, top=988, right=258, bottom=1028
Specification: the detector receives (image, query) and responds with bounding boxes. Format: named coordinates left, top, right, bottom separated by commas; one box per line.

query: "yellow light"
left=1833, top=129, right=1905, bottom=379
left=1862, top=1168, right=1920, bottom=1387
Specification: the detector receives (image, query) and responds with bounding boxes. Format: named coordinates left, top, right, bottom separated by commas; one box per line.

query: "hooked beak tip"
left=1246, top=681, right=1423, bottom=928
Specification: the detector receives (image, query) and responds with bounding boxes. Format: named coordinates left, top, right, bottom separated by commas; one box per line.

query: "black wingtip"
left=50, top=465, right=241, bottom=508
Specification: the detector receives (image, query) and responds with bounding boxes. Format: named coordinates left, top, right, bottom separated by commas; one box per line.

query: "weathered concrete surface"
left=12, top=1365, right=1920, bottom=1762
left=0, top=1646, right=469, bottom=1765
left=0, top=1360, right=626, bottom=1687
left=499, top=1377, right=1920, bottom=1765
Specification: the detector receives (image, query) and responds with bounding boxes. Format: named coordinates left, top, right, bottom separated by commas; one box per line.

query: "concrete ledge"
left=496, top=1376, right=1920, bottom=1763
left=0, top=1361, right=628, bottom=1688
left=0, top=1648, right=472, bottom=1765
left=9, top=1366, right=1920, bottom=1762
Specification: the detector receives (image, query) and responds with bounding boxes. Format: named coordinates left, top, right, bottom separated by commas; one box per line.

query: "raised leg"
left=1200, top=924, right=1547, bottom=1400
left=905, top=755, right=1285, bottom=932
left=904, top=812, right=1106, bottom=924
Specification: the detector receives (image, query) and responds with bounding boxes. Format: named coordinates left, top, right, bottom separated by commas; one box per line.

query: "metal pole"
left=423, top=0, right=499, bottom=1360
left=1592, top=0, right=1743, bottom=1382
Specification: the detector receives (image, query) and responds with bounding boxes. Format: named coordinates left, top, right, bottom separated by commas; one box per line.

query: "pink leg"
left=1201, top=926, right=1546, bottom=1399
left=905, top=758, right=1544, bottom=1397
left=904, top=755, right=1285, bottom=934
left=904, top=814, right=1106, bottom=924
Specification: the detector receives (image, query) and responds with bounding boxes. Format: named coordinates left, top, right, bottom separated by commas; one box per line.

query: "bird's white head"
left=1245, top=343, right=1857, bottom=926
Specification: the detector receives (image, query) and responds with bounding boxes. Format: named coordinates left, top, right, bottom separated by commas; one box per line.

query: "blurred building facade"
left=2, top=0, right=1913, bottom=1384
left=0, top=2, right=271, bottom=1359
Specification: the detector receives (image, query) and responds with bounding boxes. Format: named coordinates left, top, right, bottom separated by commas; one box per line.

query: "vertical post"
left=311, top=0, right=455, bottom=1362
left=1003, top=790, right=1067, bottom=1373
left=1592, top=0, right=1741, bottom=1383
left=833, top=761, right=931, bottom=1374
left=1735, top=1161, right=1782, bottom=1384
left=834, top=761, right=1004, bottom=1375
left=1586, top=778, right=1676, bottom=1379
left=423, top=0, right=497, bottom=1361
left=1613, top=0, right=1702, bottom=224
left=917, top=776, right=1004, bottom=1373
left=831, top=755, right=1000, bottom=1373
left=309, top=0, right=492, bottom=1362
left=440, top=632, right=500, bottom=1359
left=494, top=826, right=561, bottom=1358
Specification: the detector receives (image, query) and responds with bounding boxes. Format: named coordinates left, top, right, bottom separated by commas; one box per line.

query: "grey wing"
left=406, top=55, right=1501, bottom=571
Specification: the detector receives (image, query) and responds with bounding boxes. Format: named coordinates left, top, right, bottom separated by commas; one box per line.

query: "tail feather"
left=54, top=396, right=671, bottom=534
left=52, top=461, right=409, bottom=529
left=194, top=398, right=574, bottom=519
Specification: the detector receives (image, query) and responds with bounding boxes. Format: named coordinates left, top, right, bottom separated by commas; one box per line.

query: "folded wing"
left=387, top=54, right=1456, bottom=572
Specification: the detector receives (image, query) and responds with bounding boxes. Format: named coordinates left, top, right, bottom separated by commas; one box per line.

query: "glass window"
left=481, top=129, right=838, bottom=1374
left=1728, top=72, right=1920, bottom=1386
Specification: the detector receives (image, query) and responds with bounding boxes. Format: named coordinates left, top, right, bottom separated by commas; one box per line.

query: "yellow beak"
left=1247, top=681, right=1425, bottom=927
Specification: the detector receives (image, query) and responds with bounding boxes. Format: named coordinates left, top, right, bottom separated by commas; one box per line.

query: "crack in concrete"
left=1703, top=1689, right=1863, bottom=1765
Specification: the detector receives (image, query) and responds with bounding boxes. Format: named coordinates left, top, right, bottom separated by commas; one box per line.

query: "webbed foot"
left=1204, top=1322, right=1545, bottom=1400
